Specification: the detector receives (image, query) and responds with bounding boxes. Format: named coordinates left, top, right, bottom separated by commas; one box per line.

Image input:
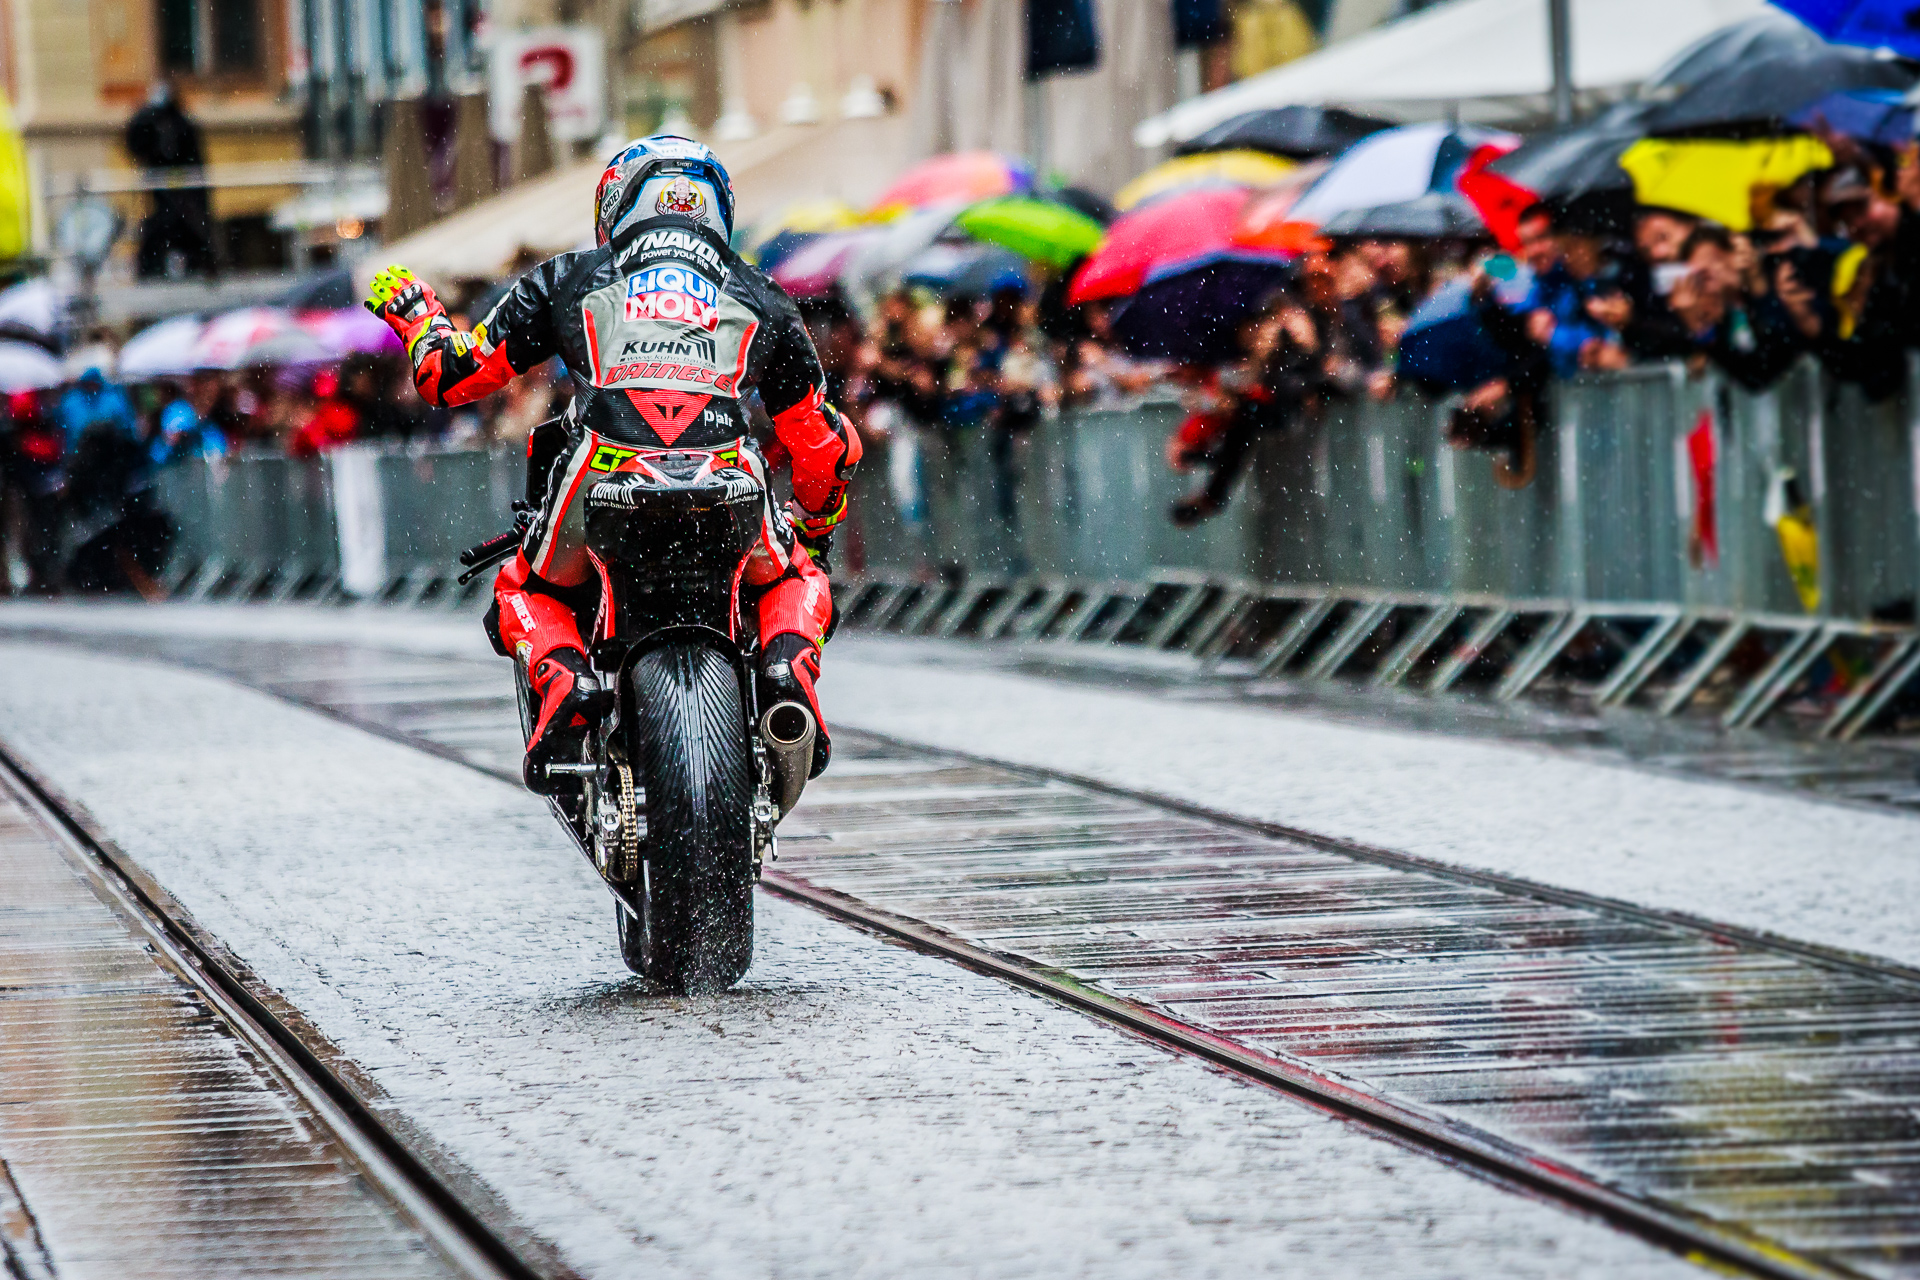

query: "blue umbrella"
left=899, top=242, right=1030, bottom=297
left=1790, top=87, right=1914, bottom=143
left=1397, top=267, right=1535, bottom=392
left=1110, top=252, right=1291, bottom=363
left=1769, top=0, right=1920, bottom=59
left=754, top=229, right=822, bottom=273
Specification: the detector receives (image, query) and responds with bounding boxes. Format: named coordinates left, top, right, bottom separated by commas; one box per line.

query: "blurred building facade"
left=621, top=0, right=1432, bottom=220
left=5, top=0, right=305, bottom=268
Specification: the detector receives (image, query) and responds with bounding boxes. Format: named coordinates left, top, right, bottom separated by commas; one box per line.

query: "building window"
left=154, top=0, right=262, bottom=75
left=159, top=0, right=197, bottom=72
left=213, top=0, right=258, bottom=71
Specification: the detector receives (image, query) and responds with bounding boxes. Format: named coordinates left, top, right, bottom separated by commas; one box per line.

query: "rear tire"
left=624, top=642, right=755, bottom=993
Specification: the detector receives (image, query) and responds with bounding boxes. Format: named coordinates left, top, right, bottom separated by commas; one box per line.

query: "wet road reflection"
left=0, top=787, right=457, bottom=1279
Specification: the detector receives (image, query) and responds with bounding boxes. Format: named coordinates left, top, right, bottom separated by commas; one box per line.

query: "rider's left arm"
left=758, top=311, right=862, bottom=539
left=367, top=263, right=560, bottom=408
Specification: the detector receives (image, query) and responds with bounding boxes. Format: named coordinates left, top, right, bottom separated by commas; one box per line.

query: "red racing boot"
left=523, top=648, right=611, bottom=793
left=493, top=551, right=611, bottom=794
left=754, top=541, right=834, bottom=777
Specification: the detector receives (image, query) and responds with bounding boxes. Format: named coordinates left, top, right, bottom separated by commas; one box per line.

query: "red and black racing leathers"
left=384, top=214, right=859, bottom=774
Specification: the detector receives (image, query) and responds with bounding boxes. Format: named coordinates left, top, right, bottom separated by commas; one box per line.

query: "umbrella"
left=1790, top=87, right=1915, bottom=144
left=1176, top=106, right=1393, bottom=160
left=1284, top=124, right=1518, bottom=233
left=1113, top=150, right=1297, bottom=212
left=1398, top=268, right=1536, bottom=392
left=1618, top=135, right=1834, bottom=229
left=753, top=229, right=822, bottom=272
left=955, top=196, right=1105, bottom=268
left=191, top=307, right=331, bottom=370
left=1641, top=45, right=1914, bottom=136
left=0, top=340, right=67, bottom=393
left=871, top=152, right=1033, bottom=216
left=1230, top=160, right=1332, bottom=252
left=841, top=202, right=970, bottom=304
left=118, top=315, right=208, bottom=379
left=0, top=278, right=62, bottom=338
left=899, top=243, right=1030, bottom=297
left=1052, top=186, right=1118, bottom=225
left=1068, top=188, right=1252, bottom=306
left=1470, top=110, right=1645, bottom=242
left=770, top=229, right=882, bottom=299
left=296, top=307, right=403, bottom=358
left=1767, top=0, right=1920, bottom=60
left=1110, top=255, right=1292, bottom=363
left=1320, top=192, right=1486, bottom=239
left=1642, top=12, right=1832, bottom=97
left=744, top=199, right=862, bottom=267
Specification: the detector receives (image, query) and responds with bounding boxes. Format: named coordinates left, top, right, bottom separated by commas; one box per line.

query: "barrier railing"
left=142, top=361, right=1920, bottom=738
left=853, top=358, right=1920, bottom=622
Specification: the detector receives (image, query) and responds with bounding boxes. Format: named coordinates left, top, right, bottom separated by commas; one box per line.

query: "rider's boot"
left=493, top=551, right=611, bottom=794
left=756, top=544, right=834, bottom=777
left=524, top=648, right=610, bottom=793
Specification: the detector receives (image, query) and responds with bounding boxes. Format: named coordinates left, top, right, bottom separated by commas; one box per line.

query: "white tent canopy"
left=1136, top=0, right=1772, bottom=145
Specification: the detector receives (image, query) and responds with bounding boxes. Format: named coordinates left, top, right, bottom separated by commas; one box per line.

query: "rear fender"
left=613, top=624, right=757, bottom=752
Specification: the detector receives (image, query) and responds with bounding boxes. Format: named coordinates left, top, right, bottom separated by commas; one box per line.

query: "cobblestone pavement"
left=0, top=637, right=1707, bottom=1279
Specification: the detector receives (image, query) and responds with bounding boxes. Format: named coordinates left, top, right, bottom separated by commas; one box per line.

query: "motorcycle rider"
left=365, top=136, right=859, bottom=793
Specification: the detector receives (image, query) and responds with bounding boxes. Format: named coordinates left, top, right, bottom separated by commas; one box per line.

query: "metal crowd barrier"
left=852, top=357, right=1920, bottom=623
left=154, top=442, right=515, bottom=608
left=837, top=567, right=1920, bottom=743
left=142, top=359, right=1920, bottom=737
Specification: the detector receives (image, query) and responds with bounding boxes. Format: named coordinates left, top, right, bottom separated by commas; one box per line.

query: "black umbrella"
left=278, top=266, right=355, bottom=310
left=1480, top=104, right=1649, bottom=235
left=1050, top=185, right=1119, bottom=226
left=1320, top=192, right=1486, bottom=239
left=1642, top=45, right=1915, bottom=136
left=1642, top=12, right=1833, bottom=99
left=1177, top=106, right=1394, bottom=160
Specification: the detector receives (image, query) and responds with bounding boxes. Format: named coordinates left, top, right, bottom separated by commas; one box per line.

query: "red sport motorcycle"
left=461, top=434, right=816, bottom=994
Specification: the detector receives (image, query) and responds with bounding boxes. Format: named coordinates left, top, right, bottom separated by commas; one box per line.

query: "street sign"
left=488, top=26, right=606, bottom=145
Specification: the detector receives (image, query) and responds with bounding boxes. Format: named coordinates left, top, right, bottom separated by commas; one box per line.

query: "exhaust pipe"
left=759, top=700, right=816, bottom=817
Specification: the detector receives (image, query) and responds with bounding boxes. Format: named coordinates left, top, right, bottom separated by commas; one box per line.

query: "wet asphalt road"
left=0, top=634, right=1710, bottom=1279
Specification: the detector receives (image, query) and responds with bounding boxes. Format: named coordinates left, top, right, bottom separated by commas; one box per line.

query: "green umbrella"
left=955, top=196, right=1105, bottom=269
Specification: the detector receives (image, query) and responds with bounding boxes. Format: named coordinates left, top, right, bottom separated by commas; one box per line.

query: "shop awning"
left=1135, top=0, right=1773, bottom=144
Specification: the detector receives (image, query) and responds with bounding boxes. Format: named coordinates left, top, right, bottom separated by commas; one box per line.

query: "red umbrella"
left=1067, top=188, right=1259, bottom=306
left=871, top=152, right=1034, bottom=216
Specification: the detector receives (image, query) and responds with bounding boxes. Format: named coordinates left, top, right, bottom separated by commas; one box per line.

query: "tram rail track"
left=0, top=743, right=546, bottom=1280
left=7, top=629, right=1920, bottom=1280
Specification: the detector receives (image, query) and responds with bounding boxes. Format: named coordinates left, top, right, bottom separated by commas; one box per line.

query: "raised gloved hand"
left=364, top=265, right=447, bottom=347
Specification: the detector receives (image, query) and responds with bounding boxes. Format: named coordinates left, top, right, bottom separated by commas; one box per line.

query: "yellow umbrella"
left=744, top=198, right=864, bottom=255
left=0, top=90, right=29, bottom=259
left=1114, top=150, right=1297, bottom=212
left=1618, top=137, right=1833, bottom=231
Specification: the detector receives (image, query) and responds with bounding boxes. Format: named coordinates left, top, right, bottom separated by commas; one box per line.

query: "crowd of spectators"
left=833, top=139, right=1920, bottom=537
left=1158, top=140, right=1920, bottom=522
